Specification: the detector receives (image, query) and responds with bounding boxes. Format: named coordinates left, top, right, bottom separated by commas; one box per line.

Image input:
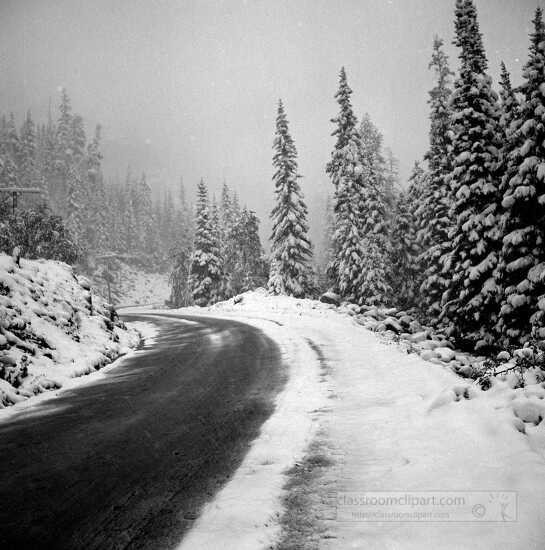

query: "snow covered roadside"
left=0, top=320, right=157, bottom=422
left=0, top=253, right=149, bottom=415
left=175, top=309, right=330, bottom=550
left=174, top=290, right=545, bottom=550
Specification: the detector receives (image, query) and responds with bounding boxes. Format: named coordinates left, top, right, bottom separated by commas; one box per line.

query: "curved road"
left=0, top=313, right=286, bottom=550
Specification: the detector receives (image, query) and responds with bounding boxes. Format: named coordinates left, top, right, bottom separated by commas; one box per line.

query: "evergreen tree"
left=440, top=0, right=502, bottom=349
left=70, top=114, right=86, bottom=161
left=65, top=160, right=86, bottom=251
left=496, top=9, right=545, bottom=344
left=169, top=177, right=193, bottom=305
left=418, top=36, right=454, bottom=322
left=326, top=68, right=368, bottom=302
left=0, top=115, right=18, bottom=188
left=54, top=88, right=74, bottom=213
left=391, top=166, right=425, bottom=309
left=229, top=208, right=267, bottom=293
left=169, top=247, right=192, bottom=307
left=219, top=182, right=235, bottom=296
left=357, top=113, right=392, bottom=304
left=134, top=173, right=156, bottom=256
left=383, top=146, right=399, bottom=210
left=41, top=102, right=56, bottom=204
left=85, top=124, right=109, bottom=251
left=318, top=194, right=335, bottom=290
left=189, top=179, right=223, bottom=305
left=19, top=110, right=38, bottom=189
left=220, top=181, right=234, bottom=236
left=268, top=100, right=313, bottom=298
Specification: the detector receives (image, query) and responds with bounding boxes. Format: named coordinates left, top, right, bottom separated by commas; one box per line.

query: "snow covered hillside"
left=173, top=290, right=545, bottom=550
left=0, top=253, right=139, bottom=409
left=92, top=262, right=170, bottom=308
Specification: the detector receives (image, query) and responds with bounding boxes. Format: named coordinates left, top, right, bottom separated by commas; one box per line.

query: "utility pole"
left=0, top=187, right=44, bottom=215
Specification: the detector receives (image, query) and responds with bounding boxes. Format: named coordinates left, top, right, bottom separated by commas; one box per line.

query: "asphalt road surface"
left=0, top=313, right=286, bottom=550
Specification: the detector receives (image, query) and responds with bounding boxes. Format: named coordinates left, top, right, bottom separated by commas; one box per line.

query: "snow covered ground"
left=171, top=290, right=545, bottom=549
left=0, top=253, right=144, bottom=413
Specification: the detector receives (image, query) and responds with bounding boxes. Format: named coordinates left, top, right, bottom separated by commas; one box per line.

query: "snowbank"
left=0, top=253, right=140, bottom=410
left=175, top=290, right=545, bottom=549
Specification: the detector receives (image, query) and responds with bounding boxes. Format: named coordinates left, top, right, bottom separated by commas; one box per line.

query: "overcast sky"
left=1, top=0, right=542, bottom=242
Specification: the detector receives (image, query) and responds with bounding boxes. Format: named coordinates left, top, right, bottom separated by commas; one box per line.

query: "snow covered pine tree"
left=268, top=99, right=313, bottom=298
left=326, top=68, right=367, bottom=303
left=440, top=0, right=503, bottom=350
left=189, top=179, right=223, bottom=306
left=326, top=68, right=390, bottom=305
left=496, top=8, right=545, bottom=345
left=417, top=36, right=454, bottom=324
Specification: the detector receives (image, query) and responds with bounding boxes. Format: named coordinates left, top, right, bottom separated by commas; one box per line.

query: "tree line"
left=0, top=90, right=193, bottom=269
left=265, top=0, right=545, bottom=353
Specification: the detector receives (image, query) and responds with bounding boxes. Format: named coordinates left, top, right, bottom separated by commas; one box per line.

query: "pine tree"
left=0, top=115, right=19, bottom=188
left=41, top=102, right=56, bottom=204
left=268, top=99, right=313, bottom=298
left=418, top=36, right=454, bottom=322
left=169, top=177, right=193, bottom=305
left=357, top=113, right=392, bottom=304
left=440, top=0, right=502, bottom=349
left=169, top=247, right=192, bottom=307
left=120, top=175, right=138, bottom=255
left=19, top=110, right=38, bottom=189
left=210, top=195, right=226, bottom=297
left=496, top=9, right=545, bottom=344
left=65, top=160, right=86, bottom=251
left=85, top=124, right=109, bottom=252
left=326, top=68, right=368, bottom=302
left=318, top=195, right=335, bottom=290
left=219, top=182, right=235, bottom=296
left=70, top=114, right=86, bottom=161
left=189, top=179, right=223, bottom=305
left=54, top=89, right=74, bottom=213
left=229, top=208, right=267, bottom=294
left=391, top=166, right=425, bottom=309
left=383, top=146, right=399, bottom=211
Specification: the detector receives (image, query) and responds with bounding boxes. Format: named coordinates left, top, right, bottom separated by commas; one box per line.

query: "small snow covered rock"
left=233, top=294, right=244, bottom=304
left=497, top=351, right=511, bottom=362
left=319, top=292, right=341, bottom=306
left=363, top=319, right=379, bottom=331
left=435, top=347, right=456, bottom=362
left=420, top=349, right=438, bottom=361
left=457, top=365, right=475, bottom=378
left=397, top=315, right=414, bottom=329
left=419, top=340, right=440, bottom=350
left=383, top=317, right=402, bottom=334
left=455, top=354, right=471, bottom=366
left=512, top=398, right=544, bottom=425
left=365, top=307, right=379, bottom=320
left=410, top=331, right=428, bottom=343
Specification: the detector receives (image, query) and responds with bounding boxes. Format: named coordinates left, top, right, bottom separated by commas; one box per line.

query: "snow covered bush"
left=476, top=341, right=545, bottom=391
left=0, top=204, right=79, bottom=264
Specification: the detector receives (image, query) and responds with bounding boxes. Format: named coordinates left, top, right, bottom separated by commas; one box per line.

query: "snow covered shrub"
left=476, top=341, right=545, bottom=390
left=0, top=204, right=79, bottom=264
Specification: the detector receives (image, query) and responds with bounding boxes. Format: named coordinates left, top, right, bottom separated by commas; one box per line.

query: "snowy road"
left=0, top=313, right=286, bottom=550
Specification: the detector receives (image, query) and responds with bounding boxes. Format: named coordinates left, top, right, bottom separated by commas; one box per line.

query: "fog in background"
left=1, top=0, right=542, bottom=246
